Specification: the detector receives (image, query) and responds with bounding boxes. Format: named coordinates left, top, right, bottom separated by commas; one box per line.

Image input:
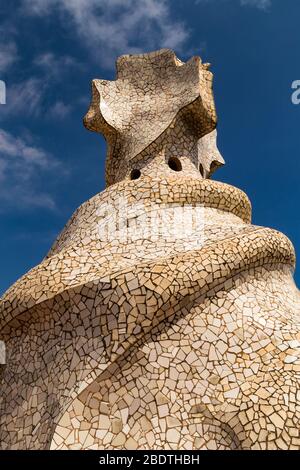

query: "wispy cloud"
left=33, top=52, right=79, bottom=78
left=4, top=77, right=46, bottom=118
left=21, top=0, right=190, bottom=68
left=30, top=52, right=78, bottom=117
left=196, top=0, right=271, bottom=10
left=0, top=129, right=51, bottom=167
left=0, top=41, right=18, bottom=73
left=48, top=100, right=72, bottom=118
left=240, top=0, right=271, bottom=9
left=1, top=69, right=72, bottom=120
left=0, top=128, right=59, bottom=210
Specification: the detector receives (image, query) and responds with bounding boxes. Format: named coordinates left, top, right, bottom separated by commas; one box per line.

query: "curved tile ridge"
left=0, top=226, right=295, bottom=331
left=66, top=261, right=299, bottom=405
left=47, top=177, right=252, bottom=258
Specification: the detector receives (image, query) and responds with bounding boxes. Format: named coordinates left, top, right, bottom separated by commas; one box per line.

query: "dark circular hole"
left=199, top=164, right=204, bottom=177
left=130, top=169, right=141, bottom=180
left=168, top=157, right=182, bottom=172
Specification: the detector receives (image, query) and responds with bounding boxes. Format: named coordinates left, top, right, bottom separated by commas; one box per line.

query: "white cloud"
left=48, top=100, right=72, bottom=118
left=0, top=129, right=50, bottom=167
left=21, top=0, right=190, bottom=68
left=32, top=53, right=77, bottom=118
left=34, top=52, right=79, bottom=78
left=2, top=76, right=71, bottom=120
left=0, top=159, right=7, bottom=181
left=20, top=0, right=57, bottom=15
left=5, top=78, right=46, bottom=117
left=0, top=50, right=78, bottom=119
left=0, top=41, right=18, bottom=73
left=0, top=128, right=59, bottom=210
left=195, top=0, right=271, bottom=10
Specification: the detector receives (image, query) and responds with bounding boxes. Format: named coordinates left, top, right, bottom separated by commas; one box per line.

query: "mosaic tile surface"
left=0, top=49, right=299, bottom=450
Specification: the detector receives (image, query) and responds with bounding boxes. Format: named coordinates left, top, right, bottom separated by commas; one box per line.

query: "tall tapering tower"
left=0, top=49, right=299, bottom=450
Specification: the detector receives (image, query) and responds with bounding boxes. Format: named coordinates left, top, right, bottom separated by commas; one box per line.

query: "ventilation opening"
left=199, top=164, right=204, bottom=177
left=168, top=157, right=182, bottom=172
left=130, top=169, right=141, bottom=180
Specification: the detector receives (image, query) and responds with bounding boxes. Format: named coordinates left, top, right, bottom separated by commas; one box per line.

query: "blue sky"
left=0, top=0, right=299, bottom=294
